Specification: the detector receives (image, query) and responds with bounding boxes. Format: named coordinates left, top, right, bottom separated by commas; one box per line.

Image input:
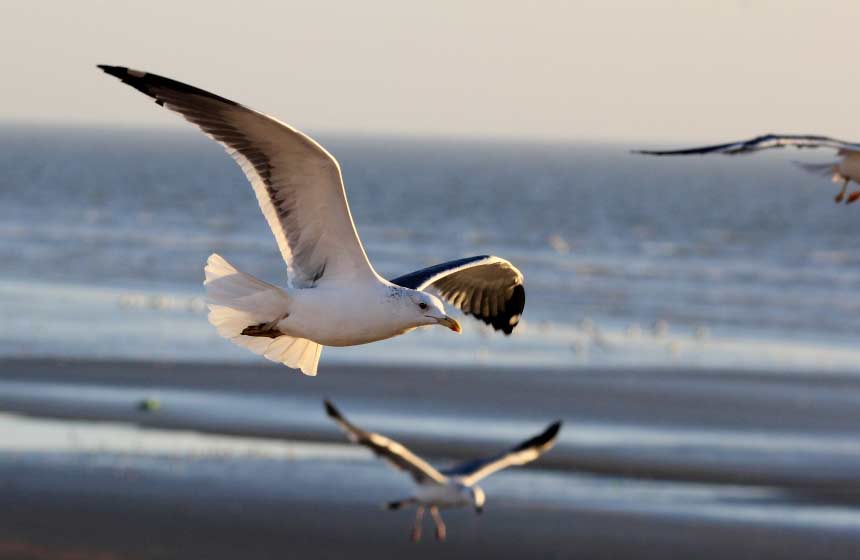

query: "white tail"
left=204, top=254, right=323, bottom=376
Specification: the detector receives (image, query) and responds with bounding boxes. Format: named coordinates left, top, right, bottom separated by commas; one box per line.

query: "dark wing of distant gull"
left=98, top=65, right=377, bottom=289
left=324, top=400, right=448, bottom=485
left=390, top=255, right=525, bottom=335
left=634, top=134, right=860, bottom=156
left=441, top=421, right=561, bottom=486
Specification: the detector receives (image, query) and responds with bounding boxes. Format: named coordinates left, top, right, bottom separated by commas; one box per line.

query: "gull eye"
left=418, top=302, right=428, bottom=310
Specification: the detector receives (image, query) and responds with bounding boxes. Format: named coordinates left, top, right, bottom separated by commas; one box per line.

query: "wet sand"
left=2, top=443, right=860, bottom=560
left=3, top=357, right=860, bottom=485
left=1, top=357, right=860, bottom=559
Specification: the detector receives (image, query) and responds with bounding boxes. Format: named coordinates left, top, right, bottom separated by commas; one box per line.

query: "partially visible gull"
left=635, top=133, right=860, bottom=204
left=98, top=66, right=525, bottom=376
left=324, top=399, right=561, bottom=542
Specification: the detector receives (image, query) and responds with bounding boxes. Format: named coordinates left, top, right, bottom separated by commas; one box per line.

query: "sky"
left=2, top=0, right=860, bottom=142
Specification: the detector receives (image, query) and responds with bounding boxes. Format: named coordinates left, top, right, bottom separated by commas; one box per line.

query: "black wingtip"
left=499, top=283, right=525, bottom=335
left=97, top=64, right=141, bottom=81
left=97, top=64, right=239, bottom=108
left=97, top=64, right=158, bottom=99
left=533, top=420, right=562, bottom=448
left=511, top=420, right=562, bottom=453
left=323, top=399, right=341, bottom=419
left=97, top=64, right=122, bottom=74
left=538, top=421, right=562, bottom=445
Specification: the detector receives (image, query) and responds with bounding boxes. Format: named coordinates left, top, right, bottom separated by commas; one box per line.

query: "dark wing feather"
left=98, top=65, right=376, bottom=288
left=634, top=134, right=860, bottom=156
left=390, top=255, right=525, bottom=335
left=441, top=421, right=562, bottom=486
left=324, top=400, right=446, bottom=485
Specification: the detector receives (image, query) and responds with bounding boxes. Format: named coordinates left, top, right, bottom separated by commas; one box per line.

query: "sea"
left=2, top=123, right=860, bottom=372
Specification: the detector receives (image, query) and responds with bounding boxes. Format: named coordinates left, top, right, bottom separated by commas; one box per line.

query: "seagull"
left=634, top=133, right=860, bottom=204
left=98, top=66, right=525, bottom=376
left=324, top=399, right=561, bottom=542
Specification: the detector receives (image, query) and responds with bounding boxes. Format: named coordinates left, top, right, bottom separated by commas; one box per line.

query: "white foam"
left=3, top=278, right=860, bottom=374
left=0, top=411, right=366, bottom=461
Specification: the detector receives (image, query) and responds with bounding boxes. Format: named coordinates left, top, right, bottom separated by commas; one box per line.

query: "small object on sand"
left=138, top=398, right=161, bottom=412
left=324, top=399, right=561, bottom=542
left=547, top=233, right=570, bottom=254
left=693, top=326, right=710, bottom=341
left=652, top=319, right=669, bottom=338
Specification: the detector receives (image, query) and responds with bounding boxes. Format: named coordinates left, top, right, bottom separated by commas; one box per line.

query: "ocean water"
left=2, top=123, right=860, bottom=371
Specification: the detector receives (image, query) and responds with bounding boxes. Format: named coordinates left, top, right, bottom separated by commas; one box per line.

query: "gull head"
left=399, top=288, right=461, bottom=333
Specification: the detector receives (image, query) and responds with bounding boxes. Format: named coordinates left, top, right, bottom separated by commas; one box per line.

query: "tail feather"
left=205, top=254, right=288, bottom=313
left=264, top=335, right=301, bottom=363
left=204, top=254, right=322, bottom=376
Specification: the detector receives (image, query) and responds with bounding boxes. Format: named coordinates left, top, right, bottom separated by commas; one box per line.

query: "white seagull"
left=635, top=133, right=860, bottom=204
left=99, top=66, right=525, bottom=376
left=324, top=399, right=561, bottom=542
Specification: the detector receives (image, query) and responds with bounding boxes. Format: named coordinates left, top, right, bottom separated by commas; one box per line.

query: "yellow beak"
left=437, top=316, right=462, bottom=333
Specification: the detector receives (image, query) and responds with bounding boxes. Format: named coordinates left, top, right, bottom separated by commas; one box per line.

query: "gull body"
left=99, top=65, right=526, bottom=375
left=325, top=400, right=560, bottom=542
left=835, top=149, right=860, bottom=185
left=276, top=282, right=434, bottom=347
left=413, top=481, right=478, bottom=509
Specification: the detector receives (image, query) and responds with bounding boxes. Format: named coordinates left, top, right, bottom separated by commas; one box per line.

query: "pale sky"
left=2, top=0, right=859, bottom=142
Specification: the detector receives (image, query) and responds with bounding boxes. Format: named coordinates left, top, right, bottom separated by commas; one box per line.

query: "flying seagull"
left=635, top=133, right=860, bottom=204
left=324, top=399, right=561, bottom=542
left=98, top=65, right=525, bottom=376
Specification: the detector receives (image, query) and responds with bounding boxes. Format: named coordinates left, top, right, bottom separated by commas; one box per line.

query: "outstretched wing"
left=634, top=134, right=860, bottom=156
left=441, top=421, right=561, bottom=486
left=324, top=400, right=447, bottom=485
left=390, top=255, right=525, bottom=335
left=99, top=65, right=376, bottom=288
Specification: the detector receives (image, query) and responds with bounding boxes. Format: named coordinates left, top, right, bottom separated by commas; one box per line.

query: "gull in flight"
left=99, top=66, right=526, bottom=376
left=324, top=399, right=561, bottom=542
left=635, top=133, right=860, bottom=204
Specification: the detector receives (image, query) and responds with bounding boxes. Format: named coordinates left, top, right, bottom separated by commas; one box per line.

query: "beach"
left=2, top=129, right=860, bottom=558
left=4, top=2, right=860, bottom=556
left=1, top=357, right=859, bottom=559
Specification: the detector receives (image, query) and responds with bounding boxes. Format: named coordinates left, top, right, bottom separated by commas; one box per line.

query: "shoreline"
left=1, top=415, right=859, bottom=560
left=2, top=357, right=860, bottom=488
left=7, top=274, right=860, bottom=375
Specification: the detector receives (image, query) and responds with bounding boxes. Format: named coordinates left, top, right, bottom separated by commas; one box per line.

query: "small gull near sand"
left=325, top=399, right=561, bottom=542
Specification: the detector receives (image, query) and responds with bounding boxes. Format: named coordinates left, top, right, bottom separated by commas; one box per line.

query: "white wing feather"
left=99, top=65, right=377, bottom=288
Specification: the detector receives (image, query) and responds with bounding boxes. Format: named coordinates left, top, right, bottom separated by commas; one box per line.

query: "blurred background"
left=2, top=1, right=860, bottom=559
